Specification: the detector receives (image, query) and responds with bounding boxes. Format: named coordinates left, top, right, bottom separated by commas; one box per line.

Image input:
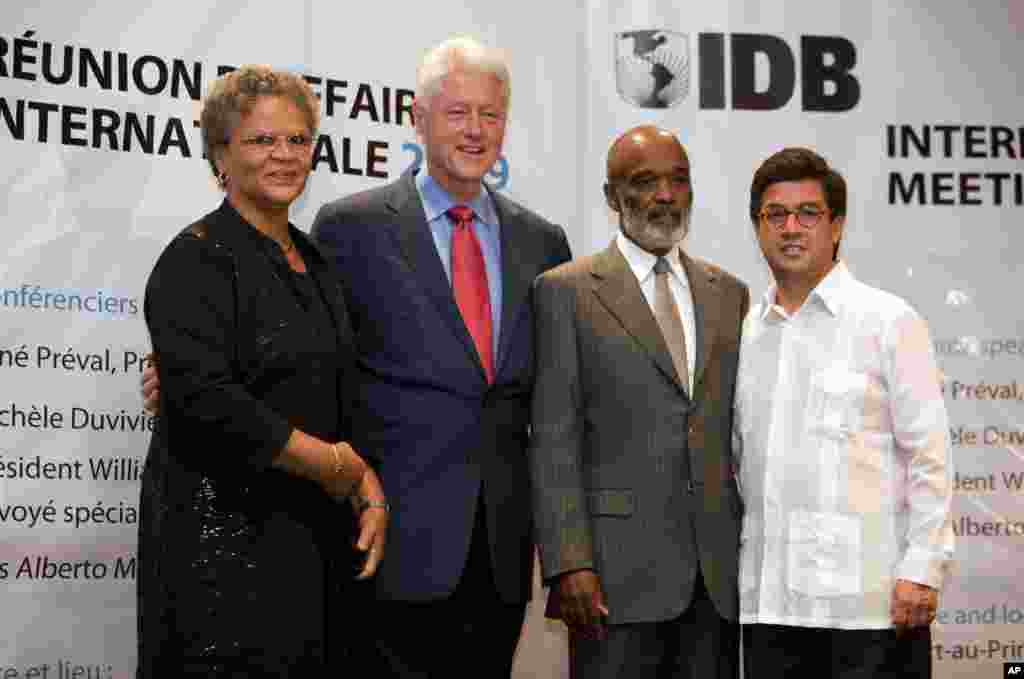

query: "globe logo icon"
left=614, top=30, right=690, bottom=109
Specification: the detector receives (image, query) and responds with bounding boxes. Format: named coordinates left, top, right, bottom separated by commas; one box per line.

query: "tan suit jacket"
left=530, top=239, right=749, bottom=624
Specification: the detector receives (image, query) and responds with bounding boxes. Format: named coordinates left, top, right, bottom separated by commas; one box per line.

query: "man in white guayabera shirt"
left=733, top=147, right=954, bottom=678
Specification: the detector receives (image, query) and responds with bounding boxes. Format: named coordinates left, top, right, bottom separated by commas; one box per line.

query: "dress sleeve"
left=145, top=234, right=293, bottom=469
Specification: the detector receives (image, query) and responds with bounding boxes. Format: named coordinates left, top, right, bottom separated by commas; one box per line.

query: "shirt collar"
left=759, top=260, right=851, bottom=320
left=415, top=170, right=499, bottom=229
left=812, top=260, right=850, bottom=316
left=615, top=232, right=689, bottom=288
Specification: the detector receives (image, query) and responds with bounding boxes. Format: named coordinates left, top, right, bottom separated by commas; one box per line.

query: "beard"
left=621, top=205, right=690, bottom=253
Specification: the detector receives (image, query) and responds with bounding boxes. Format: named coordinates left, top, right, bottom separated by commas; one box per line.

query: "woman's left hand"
left=350, top=468, right=388, bottom=580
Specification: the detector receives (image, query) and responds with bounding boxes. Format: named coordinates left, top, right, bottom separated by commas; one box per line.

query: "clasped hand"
left=891, top=579, right=938, bottom=635
left=556, top=569, right=609, bottom=640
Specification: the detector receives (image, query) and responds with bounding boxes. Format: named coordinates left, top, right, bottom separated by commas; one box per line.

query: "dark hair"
left=749, top=147, right=846, bottom=222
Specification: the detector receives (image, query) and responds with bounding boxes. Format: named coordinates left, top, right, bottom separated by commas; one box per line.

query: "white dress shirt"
left=616, top=233, right=696, bottom=394
left=733, top=261, right=954, bottom=629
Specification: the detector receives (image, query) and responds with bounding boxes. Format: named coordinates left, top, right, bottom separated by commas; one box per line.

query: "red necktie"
left=448, top=206, right=494, bottom=382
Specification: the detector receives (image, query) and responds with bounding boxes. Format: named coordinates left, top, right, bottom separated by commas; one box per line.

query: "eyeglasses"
left=758, top=204, right=829, bottom=230
left=239, top=134, right=314, bottom=152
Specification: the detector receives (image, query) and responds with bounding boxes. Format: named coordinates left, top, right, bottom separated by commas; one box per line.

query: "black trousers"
left=368, top=496, right=527, bottom=678
left=571, top=571, right=739, bottom=679
left=743, top=623, right=932, bottom=679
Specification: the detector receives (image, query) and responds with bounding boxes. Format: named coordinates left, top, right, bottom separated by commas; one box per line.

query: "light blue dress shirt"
left=415, top=172, right=503, bottom=358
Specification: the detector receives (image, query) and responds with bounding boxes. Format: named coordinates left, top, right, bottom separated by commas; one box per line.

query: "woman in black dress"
left=137, top=65, right=387, bottom=677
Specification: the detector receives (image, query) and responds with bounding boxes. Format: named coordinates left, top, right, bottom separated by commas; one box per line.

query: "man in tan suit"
left=529, top=125, right=748, bottom=678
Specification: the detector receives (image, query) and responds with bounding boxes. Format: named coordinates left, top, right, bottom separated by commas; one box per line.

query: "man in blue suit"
left=311, top=36, right=571, bottom=677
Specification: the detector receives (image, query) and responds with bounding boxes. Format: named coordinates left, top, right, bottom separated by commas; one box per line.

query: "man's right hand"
left=141, top=355, right=160, bottom=415
left=557, top=569, right=609, bottom=640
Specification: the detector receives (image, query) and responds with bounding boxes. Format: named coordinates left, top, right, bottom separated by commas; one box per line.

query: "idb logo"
left=614, top=31, right=690, bottom=109
left=614, top=30, right=860, bottom=112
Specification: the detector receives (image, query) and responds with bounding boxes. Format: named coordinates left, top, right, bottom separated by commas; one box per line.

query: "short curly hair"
left=200, top=65, right=319, bottom=181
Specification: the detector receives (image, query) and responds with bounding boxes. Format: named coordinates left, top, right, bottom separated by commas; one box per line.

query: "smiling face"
left=605, top=127, right=692, bottom=255
left=756, top=178, right=844, bottom=289
left=413, top=64, right=507, bottom=202
left=215, top=95, right=313, bottom=216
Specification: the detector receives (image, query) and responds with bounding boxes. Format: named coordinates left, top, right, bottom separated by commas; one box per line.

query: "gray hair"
left=415, top=36, right=511, bottom=110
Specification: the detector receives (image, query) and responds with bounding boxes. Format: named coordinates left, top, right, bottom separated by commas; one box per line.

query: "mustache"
left=646, top=206, right=684, bottom=224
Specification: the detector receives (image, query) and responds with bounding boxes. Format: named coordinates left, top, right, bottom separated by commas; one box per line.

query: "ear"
left=210, top=145, right=226, bottom=174
left=831, top=215, right=846, bottom=260
left=831, top=215, right=846, bottom=246
left=412, top=99, right=426, bottom=140
left=604, top=182, right=620, bottom=213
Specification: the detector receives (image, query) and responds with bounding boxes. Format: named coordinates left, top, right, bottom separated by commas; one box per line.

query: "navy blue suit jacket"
left=311, top=171, right=571, bottom=603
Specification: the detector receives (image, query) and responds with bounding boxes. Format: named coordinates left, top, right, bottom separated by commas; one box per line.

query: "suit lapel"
left=492, top=190, right=532, bottom=377
left=680, top=250, right=720, bottom=398
left=591, top=242, right=688, bottom=397
left=386, top=173, right=486, bottom=379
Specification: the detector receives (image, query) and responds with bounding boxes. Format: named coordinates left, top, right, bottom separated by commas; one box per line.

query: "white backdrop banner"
left=1, top=1, right=1021, bottom=677
left=581, top=2, right=1024, bottom=677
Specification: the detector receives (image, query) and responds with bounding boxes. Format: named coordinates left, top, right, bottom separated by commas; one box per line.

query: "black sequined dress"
left=137, top=200, right=359, bottom=677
